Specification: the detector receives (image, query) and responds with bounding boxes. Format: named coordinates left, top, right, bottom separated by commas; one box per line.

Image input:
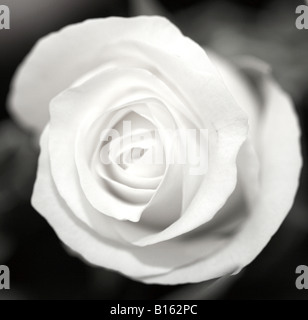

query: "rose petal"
left=208, top=52, right=261, bottom=206
left=9, top=16, right=214, bottom=134
left=139, top=67, right=302, bottom=284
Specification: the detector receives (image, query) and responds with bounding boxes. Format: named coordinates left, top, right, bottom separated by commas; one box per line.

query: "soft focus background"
left=0, top=0, right=307, bottom=300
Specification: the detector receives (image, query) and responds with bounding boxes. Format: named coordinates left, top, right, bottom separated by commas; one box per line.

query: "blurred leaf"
left=0, top=233, right=15, bottom=262
left=130, top=0, right=169, bottom=17
left=0, top=120, right=38, bottom=214
left=175, top=0, right=308, bottom=101
left=86, top=267, right=127, bottom=299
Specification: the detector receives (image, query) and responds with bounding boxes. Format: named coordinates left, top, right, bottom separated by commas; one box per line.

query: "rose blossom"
left=8, top=17, right=302, bottom=284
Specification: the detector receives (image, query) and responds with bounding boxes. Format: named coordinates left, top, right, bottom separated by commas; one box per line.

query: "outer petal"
left=8, top=16, right=215, bottom=134
left=140, top=64, right=302, bottom=284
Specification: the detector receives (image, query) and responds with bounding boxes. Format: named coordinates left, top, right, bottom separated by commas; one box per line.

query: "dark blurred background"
left=0, top=0, right=308, bottom=300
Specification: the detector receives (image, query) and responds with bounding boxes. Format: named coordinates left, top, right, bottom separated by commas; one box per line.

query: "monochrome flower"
left=8, top=17, right=302, bottom=284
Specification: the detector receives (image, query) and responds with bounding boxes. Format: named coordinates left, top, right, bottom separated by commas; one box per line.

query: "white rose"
left=8, top=17, right=302, bottom=284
